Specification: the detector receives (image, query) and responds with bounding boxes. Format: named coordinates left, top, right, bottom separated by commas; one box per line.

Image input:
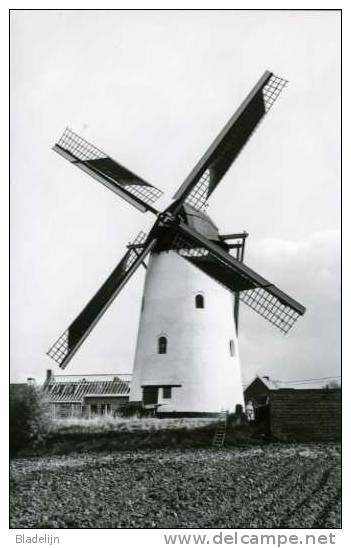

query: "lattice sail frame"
left=55, top=128, right=163, bottom=209
left=48, top=329, right=70, bottom=368
left=57, top=128, right=106, bottom=162
left=47, top=232, right=149, bottom=368
left=171, top=231, right=301, bottom=334
left=184, top=169, right=211, bottom=212
left=239, top=288, right=300, bottom=334
left=262, top=75, right=288, bottom=111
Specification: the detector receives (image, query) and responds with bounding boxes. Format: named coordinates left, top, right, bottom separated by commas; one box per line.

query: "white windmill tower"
left=129, top=208, right=247, bottom=415
left=47, top=71, right=306, bottom=416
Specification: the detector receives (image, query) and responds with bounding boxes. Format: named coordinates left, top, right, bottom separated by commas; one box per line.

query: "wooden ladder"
left=212, top=409, right=228, bottom=449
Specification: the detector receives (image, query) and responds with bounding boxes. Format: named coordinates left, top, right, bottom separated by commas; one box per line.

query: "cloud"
left=240, top=229, right=340, bottom=385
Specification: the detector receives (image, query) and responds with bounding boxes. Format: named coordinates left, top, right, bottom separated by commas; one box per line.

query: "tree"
left=10, top=384, right=49, bottom=456
left=324, top=381, right=340, bottom=389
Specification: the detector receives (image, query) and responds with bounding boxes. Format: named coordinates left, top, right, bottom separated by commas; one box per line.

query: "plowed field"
left=10, top=444, right=341, bottom=529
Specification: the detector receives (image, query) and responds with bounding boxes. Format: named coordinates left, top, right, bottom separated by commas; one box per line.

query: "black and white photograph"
left=9, top=8, right=341, bottom=535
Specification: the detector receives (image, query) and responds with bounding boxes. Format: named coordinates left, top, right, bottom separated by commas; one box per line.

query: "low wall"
left=270, top=389, right=341, bottom=442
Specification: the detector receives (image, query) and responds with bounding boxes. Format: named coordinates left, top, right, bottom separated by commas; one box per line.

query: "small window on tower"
left=195, top=294, right=205, bottom=309
left=229, top=339, right=235, bottom=357
left=163, top=387, right=172, bottom=399
left=158, top=336, right=167, bottom=354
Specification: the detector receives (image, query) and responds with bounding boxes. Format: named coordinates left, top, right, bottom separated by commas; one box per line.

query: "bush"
left=10, top=384, right=49, bottom=456
left=48, top=416, right=216, bottom=435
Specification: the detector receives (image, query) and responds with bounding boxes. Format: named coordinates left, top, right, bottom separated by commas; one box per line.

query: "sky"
left=10, top=10, right=340, bottom=386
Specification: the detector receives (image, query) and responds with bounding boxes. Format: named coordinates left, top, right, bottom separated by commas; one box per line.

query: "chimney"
left=46, top=369, right=53, bottom=383
left=27, top=377, right=35, bottom=386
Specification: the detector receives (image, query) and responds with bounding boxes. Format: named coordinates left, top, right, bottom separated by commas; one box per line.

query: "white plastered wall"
left=129, top=250, right=244, bottom=413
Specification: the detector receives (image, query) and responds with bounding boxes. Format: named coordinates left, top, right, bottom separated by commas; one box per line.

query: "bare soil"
left=10, top=443, right=341, bottom=529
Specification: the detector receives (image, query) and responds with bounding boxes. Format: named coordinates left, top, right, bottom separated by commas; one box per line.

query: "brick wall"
left=270, top=388, right=341, bottom=441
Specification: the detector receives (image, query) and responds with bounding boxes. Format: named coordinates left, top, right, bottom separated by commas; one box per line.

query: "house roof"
left=244, top=375, right=337, bottom=392
left=244, top=376, right=280, bottom=392
left=259, top=376, right=281, bottom=390
left=43, top=374, right=131, bottom=403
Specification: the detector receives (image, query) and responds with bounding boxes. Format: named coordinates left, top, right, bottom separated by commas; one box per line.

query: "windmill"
left=47, top=70, right=306, bottom=415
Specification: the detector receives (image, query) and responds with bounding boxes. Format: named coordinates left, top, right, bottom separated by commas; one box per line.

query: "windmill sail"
left=172, top=71, right=287, bottom=212
left=48, top=70, right=306, bottom=377
left=53, top=128, right=163, bottom=213
left=171, top=222, right=305, bottom=333
left=47, top=233, right=157, bottom=369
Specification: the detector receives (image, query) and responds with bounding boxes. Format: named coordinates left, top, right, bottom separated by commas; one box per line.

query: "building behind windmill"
left=38, top=370, right=340, bottom=443
left=42, top=370, right=131, bottom=419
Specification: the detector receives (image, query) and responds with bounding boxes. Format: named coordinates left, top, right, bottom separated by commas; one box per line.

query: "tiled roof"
left=43, top=374, right=131, bottom=403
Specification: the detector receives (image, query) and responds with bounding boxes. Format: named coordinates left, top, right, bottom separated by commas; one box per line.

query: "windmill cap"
left=181, top=204, right=220, bottom=241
